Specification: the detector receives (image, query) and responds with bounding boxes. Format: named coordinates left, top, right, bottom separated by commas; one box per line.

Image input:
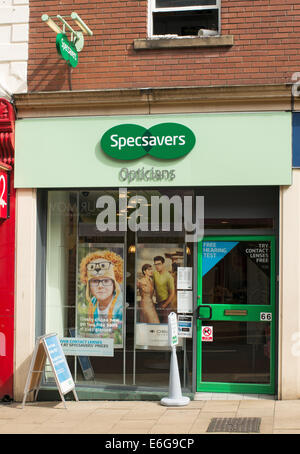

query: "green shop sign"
left=56, top=33, right=78, bottom=68
left=100, top=123, right=196, bottom=160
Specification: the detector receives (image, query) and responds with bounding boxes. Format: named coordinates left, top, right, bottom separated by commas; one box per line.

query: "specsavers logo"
left=56, top=33, right=78, bottom=68
left=100, top=123, right=196, bottom=160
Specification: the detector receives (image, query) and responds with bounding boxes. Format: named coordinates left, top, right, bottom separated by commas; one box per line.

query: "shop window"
left=149, top=0, right=220, bottom=37
left=42, top=189, right=195, bottom=392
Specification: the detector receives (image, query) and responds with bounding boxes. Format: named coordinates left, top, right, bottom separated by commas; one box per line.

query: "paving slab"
left=108, top=419, right=156, bottom=434
left=201, top=401, right=240, bottom=413
left=274, top=400, right=300, bottom=430
left=149, top=423, right=194, bottom=434
left=2, top=399, right=300, bottom=434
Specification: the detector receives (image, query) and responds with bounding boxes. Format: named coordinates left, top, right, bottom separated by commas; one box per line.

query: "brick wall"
left=28, top=0, right=300, bottom=91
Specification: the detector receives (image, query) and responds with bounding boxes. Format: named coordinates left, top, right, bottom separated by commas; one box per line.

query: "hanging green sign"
left=100, top=123, right=196, bottom=160
left=56, top=33, right=78, bottom=68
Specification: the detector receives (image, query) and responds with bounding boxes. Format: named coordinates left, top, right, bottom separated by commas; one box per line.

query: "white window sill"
left=133, top=35, right=234, bottom=50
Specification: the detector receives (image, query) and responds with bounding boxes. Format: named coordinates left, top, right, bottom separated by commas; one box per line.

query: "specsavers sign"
left=100, top=123, right=196, bottom=160
left=56, top=33, right=78, bottom=68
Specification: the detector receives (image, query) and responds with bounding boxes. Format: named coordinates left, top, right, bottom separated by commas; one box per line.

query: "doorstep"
left=194, top=392, right=276, bottom=401
left=37, top=386, right=194, bottom=402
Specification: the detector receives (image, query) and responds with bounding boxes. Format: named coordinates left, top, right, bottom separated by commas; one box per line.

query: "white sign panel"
left=135, top=323, right=183, bottom=349
left=60, top=337, right=114, bottom=357
left=177, top=267, right=193, bottom=290
left=169, top=312, right=179, bottom=346
left=177, top=290, right=193, bottom=313
left=260, top=312, right=272, bottom=321
left=201, top=326, right=213, bottom=342
left=178, top=315, right=193, bottom=338
left=136, top=323, right=168, bottom=348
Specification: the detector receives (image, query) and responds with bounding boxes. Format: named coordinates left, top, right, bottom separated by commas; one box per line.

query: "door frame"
left=196, top=235, right=276, bottom=395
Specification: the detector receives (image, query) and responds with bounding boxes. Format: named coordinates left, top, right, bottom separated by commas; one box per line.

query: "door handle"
left=196, top=305, right=212, bottom=321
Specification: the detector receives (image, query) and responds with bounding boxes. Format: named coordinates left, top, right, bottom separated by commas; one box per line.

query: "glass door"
left=197, top=236, right=276, bottom=394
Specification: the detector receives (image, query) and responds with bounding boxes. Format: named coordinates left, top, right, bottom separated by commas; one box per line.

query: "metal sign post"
left=22, top=333, right=78, bottom=409
left=161, top=312, right=190, bottom=407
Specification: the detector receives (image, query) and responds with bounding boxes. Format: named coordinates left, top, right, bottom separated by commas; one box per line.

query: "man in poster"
left=153, top=256, right=175, bottom=323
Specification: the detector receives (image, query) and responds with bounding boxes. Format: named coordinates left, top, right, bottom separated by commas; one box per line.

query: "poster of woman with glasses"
left=77, top=244, right=124, bottom=347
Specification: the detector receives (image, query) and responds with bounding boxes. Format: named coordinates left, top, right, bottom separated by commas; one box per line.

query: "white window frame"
left=148, top=0, right=221, bottom=38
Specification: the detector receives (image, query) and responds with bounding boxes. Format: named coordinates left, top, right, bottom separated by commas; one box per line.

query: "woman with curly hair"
left=79, top=250, right=123, bottom=342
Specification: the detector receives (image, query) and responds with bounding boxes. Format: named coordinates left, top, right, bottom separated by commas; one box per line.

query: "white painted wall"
left=14, top=188, right=36, bottom=401
left=0, top=0, right=29, bottom=98
left=280, top=170, right=300, bottom=399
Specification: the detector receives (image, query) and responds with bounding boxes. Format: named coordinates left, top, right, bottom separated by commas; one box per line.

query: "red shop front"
left=0, top=98, right=15, bottom=400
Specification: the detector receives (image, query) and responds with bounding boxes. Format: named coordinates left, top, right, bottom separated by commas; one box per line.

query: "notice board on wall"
left=22, top=333, right=78, bottom=409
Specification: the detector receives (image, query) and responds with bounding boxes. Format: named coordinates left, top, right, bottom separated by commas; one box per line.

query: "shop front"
left=14, top=110, right=291, bottom=400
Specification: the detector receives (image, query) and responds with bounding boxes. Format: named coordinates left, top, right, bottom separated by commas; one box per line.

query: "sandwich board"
left=22, top=333, right=78, bottom=409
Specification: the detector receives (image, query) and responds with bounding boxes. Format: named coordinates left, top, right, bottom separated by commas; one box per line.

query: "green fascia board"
left=15, top=112, right=292, bottom=188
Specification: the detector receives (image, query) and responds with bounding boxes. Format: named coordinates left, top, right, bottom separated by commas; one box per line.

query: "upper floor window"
left=149, top=0, right=220, bottom=37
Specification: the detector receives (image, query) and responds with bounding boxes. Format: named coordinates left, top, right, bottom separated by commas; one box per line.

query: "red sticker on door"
left=202, top=326, right=213, bottom=342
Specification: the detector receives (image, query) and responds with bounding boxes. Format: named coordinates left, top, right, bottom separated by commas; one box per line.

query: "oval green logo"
left=101, top=124, right=147, bottom=160
left=56, top=33, right=78, bottom=68
left=100, top=123, right=196, bottom=160
left=147, top=123, right=196, bottom=159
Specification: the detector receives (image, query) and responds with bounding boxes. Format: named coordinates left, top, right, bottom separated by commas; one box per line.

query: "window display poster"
left=135, top=244, right=184, bottom=348
left=76, top=243, right=124, bottom=348
left=177, top=290, right=193, bottom=313
left=178, top=315, right=193, bottom=338
left=177, top=267, right=193, bottom=290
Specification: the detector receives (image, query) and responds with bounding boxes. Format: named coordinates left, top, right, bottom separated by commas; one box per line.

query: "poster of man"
left=76, top=244, right=124, bottom=347
left=135, top=244, right=184, bottom=348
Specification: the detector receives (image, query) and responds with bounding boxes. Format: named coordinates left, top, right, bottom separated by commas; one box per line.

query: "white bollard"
left=161, top=312, right=190, bottom=407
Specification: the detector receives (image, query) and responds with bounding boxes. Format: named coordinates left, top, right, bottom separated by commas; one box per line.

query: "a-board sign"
left=22, top=333, right=78, bottom=409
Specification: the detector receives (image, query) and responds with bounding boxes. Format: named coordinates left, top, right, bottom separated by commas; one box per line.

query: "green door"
left=197, top=236, right=276, bottom=394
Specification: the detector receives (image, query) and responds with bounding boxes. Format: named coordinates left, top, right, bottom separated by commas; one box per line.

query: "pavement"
left=0, top=397, right=300, bottom=434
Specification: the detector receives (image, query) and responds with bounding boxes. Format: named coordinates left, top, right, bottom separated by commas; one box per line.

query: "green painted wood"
left=197, top=235, right=276, bottom=395
left=15, top=112, right=291, bottom=188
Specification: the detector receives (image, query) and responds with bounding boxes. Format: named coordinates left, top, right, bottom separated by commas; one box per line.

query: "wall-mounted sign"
left=56, top=33, right=78, bottom=68
left=0, top=170, right=9, bottom=220
left=101, top=123, right=196, bottom=160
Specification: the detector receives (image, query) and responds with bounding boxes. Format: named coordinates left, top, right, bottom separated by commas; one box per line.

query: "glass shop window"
left=43, top=189, right=195, bottom=391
